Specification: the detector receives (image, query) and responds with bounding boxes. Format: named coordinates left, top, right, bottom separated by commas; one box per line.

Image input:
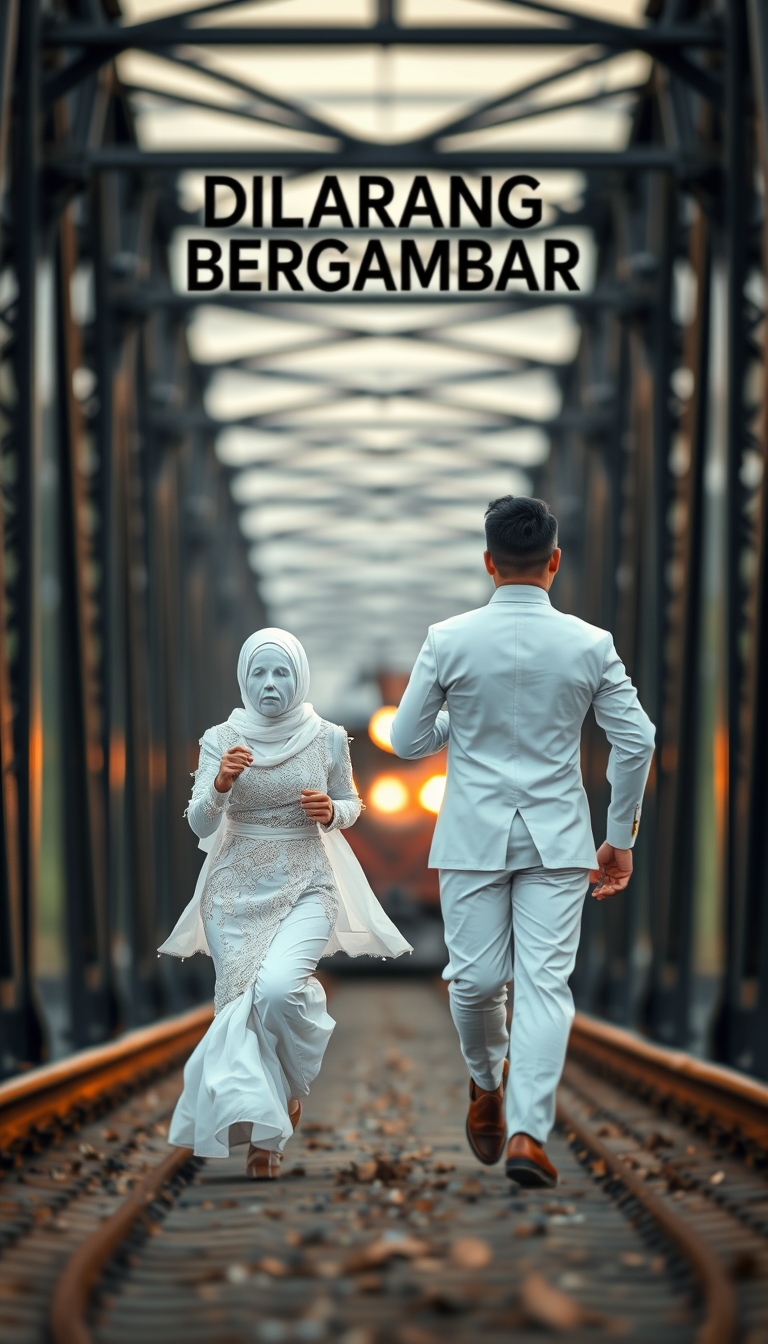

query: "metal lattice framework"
left=1, top=0, right=767, bottom=1077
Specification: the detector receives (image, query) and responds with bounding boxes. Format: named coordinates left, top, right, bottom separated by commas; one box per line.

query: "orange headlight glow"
left=368, top=705, right=398, bottom=753
left=369, top=775, right=409, bottom=814
left=419, top=774, right=446, bottom=814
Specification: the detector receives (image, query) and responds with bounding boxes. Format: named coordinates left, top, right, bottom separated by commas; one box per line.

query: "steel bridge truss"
left=0, top=0, right=767, bottom=1076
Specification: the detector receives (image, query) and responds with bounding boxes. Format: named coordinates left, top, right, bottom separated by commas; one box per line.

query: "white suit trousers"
left=440, top=814, right=589, bottom=1145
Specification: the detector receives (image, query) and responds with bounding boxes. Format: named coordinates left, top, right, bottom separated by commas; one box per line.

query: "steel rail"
left=555, top=1097, right=737, bottom=1344
left=0, top=1003, right=212, bottom=1150
left=49, top=1144, right=194, bottom=1344
left=562, top=1056, right=768, bottom=1248
left=569, top=1011, right=768, bottom=1148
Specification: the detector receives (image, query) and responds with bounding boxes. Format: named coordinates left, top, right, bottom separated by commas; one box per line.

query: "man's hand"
left=300, top=789, right=334, bottom=825
left=214, top=745, right=253, bottom=793
left=589, top=842, right=633, bottom=900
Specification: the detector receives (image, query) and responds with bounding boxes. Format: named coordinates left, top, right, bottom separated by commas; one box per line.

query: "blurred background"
left=2, top=0, right=768, bottom=1080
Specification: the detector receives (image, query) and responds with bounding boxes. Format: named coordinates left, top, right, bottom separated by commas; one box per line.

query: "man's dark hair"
left=484, top=496, right=559, bottom=575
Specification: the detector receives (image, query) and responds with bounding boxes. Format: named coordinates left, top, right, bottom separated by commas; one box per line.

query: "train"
left=340, top=703, right=448, bottom=969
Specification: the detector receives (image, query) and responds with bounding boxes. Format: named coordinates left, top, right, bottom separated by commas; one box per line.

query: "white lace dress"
left=189, top=718, right=360, bottom=1012
left=168, top=718, right=362, bottom=1158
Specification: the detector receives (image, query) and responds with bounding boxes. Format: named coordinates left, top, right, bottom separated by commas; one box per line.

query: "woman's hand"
left=300, top=789, right=334, bottom=825
left=214, top=746, right=253, bottom=793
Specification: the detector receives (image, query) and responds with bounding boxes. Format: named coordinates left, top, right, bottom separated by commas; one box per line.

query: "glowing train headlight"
left=369, top=775, right=409, bottom=814
left=419, top=774, right=446, bottom=814
left=368, top=706, right=397, bottom=753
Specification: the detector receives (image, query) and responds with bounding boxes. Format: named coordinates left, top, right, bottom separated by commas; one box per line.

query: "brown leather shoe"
left=466, top=1059, right=509, bottom=1165
left=505, top=1132, right=558, bottom=1188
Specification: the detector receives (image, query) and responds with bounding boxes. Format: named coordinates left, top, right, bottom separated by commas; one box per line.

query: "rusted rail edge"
left=50, top=1144, right=194, bottom=1344
left=556, top=1098, right=737, bottom=1344
left=570, top=1012, right=768, bottom=1148
left=0, top=1003, right=213, bottom=1149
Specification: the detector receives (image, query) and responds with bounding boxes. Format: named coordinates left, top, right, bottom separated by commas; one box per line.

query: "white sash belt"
left=224, top=820, right=319, bottom=841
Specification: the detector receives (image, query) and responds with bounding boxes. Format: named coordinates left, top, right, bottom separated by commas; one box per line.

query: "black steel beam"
left=51, top=146, right=698, bottom=174
left=748, top=0, right=768, bottom=151
left=115, top=286, right=645, bottom=314
left=41, top=22, right=721, bottom=108
left=43, top=22, right=721, bottom=51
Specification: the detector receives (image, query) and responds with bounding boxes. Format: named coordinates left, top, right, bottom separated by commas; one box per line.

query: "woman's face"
left=246, top=646, right=296, bottom=717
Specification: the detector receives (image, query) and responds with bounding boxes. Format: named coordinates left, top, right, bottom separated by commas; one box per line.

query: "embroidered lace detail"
left=191, top=720, right=360, bottom=1012
left=199, top=782, right=228, bottom=825
left=202, top=834, right=337, bottom=1012
left=187, top=735, right=228, bottom=827
left=320, top=732, right=360, bottom=833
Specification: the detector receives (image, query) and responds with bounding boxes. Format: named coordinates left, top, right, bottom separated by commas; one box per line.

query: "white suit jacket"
left=390, top=585, right=655, bottom=872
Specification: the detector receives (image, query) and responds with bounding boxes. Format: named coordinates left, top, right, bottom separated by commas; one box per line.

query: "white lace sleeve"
left=187, top=728, right=229, bottom=839
left=321, top=727, right=362, bottom=833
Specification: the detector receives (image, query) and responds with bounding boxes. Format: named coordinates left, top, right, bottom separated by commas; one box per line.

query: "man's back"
left=391, top=584, right=655, bottom=872
left=392, top=494, right=656, bottom=1185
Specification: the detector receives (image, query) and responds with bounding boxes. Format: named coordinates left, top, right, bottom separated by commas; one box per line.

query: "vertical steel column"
left=151, top=453, right=190, bottom=1008
left=643, top=172, right=677, bottom=1044
left=90, top=166, right=120, bottom=1000
left=2, top=0, right=44, bottom=1070
left=622, top=323, right=657, bottom=1032
left=0, top=0, right=17, bottom=172
left=727, top=0, right=768, bottom=1074
left=649, top=210, right=711, bottom=1047
left=737, top=293, right=768, bottom=1074
left=55, top=205, right=116, bottom=1048
left=112, top=343, right=159, bottom=1026
left=0, top=0, right=22, bottom=1070
left=595, top=312, right=640, bottom=1025
left=0, top=0, right=27, bottom=1075
left=575, top=303, right=635, bottom=1024
left=716, top=0, right=750, bottom=1066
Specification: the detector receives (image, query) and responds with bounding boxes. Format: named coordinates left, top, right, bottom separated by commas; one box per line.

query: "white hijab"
left=227, top=628, right=322, bottom=767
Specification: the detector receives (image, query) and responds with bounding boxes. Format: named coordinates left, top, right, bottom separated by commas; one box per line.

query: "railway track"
left=0, top=1006, right=211, bottom=1344
left=0, top=988, right=767, bottom=1344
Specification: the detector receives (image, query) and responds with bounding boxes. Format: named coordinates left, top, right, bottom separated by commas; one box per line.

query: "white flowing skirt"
left=161, top=820, right=412, bottom=1159
left=169, top=890, right=334, bottom=1158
